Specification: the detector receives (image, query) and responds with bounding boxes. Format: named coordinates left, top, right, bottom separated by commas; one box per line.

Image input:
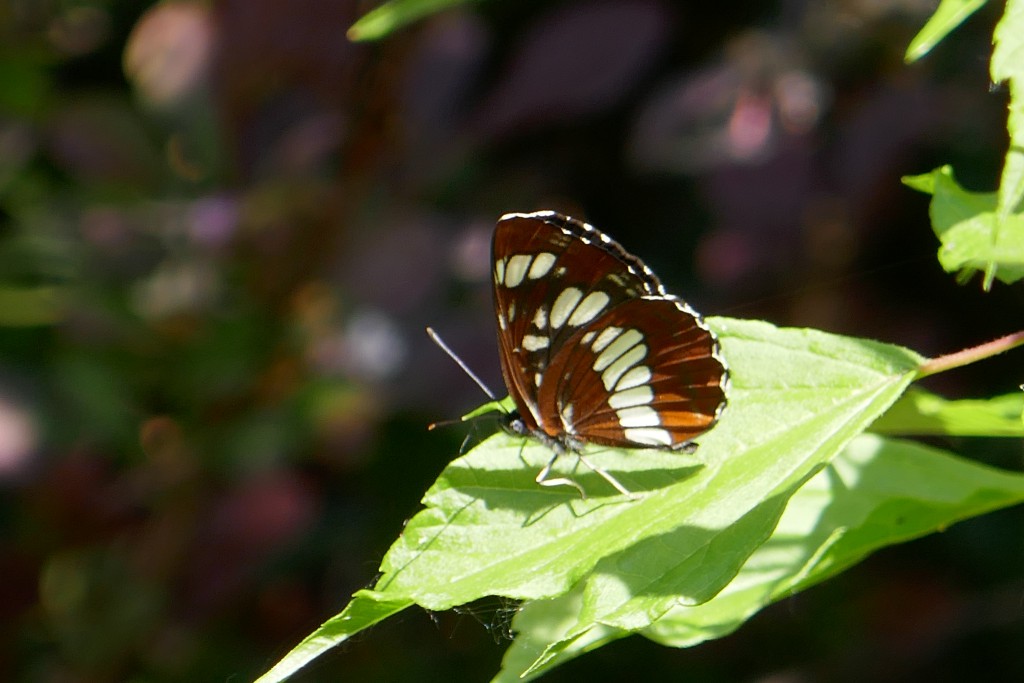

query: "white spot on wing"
left=550, top=287, right=583, bottom=328
left=567, top=291, right=610, bottom=326
left=608, top=385, right=654, bottom=409
left=504, top=254, right=532, bottom=288
left=616, top=405, right=661, bottom=428
left=522, top=334, right=549, bottom=351
left=602, top=343, right=647, bottom=390
left=508, top=300, right=516, bottom=322
left=528, top=252, right=557, bottom=279
left=560, top=402, right=575, bottom=432
left=497, top=312, right=507, bottom=330
left=623, top=427, right=673, bottom=446
left=580, top=331, right=596, bottom=344
left=495, top=258, right=506, bottom=284
left=533, top=306, right=548, bottom=330
left=593, top=329, right=643, bottom=371
left=590, top=326, right=623, bottom=353
left=616, top=365, right=652, bottom=391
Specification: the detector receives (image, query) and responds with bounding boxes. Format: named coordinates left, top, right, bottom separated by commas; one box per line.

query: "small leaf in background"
left=906, top=1, right=1024, bottom=288
left=871, top=388, right=1024, bottom=437
left=903, top=166, right=1024, bottom=285
left=991, top=0, right=1024, bottom=243
left=347, top=0, right=474, bottom=42
left=904, top=0, right=987, bottom=63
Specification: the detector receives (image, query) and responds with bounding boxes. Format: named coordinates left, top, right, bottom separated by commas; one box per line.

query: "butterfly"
left=490, top=211, right=728, bottom=497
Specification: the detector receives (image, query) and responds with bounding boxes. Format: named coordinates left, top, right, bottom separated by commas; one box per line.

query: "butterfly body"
left=491, top=211, right=727, bottom=495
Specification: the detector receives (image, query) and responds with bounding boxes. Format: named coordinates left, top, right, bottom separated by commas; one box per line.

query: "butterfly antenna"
left=426, top=327, right=499, bottom=401
left=426, top=417, right=463, bottom=431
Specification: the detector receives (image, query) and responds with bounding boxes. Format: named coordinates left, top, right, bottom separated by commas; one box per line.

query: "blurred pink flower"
left=124, top=2, right=214, bottom=107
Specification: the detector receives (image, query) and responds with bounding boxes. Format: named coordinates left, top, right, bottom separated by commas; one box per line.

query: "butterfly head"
left=500, top=411, right=529, bottom=438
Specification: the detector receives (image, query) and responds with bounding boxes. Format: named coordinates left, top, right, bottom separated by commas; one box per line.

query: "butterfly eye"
left=502, top=413, right=528, bottom=437
left=491, top=211, right=728, bottom=497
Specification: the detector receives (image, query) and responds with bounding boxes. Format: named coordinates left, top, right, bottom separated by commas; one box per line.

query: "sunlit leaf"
left=905, top=0, right=987, bottom=63
left=991, top=0, right=1024, bottom=287
left=904, top=166, right=1024, bottom=285
left=495, top=434, right=1024, bottom=679
left=254, top=592, right=413, bottom=683
left=348, top=0, right=475, bottom=42
left=256, top=318, right=923, bottom=681
left=871, top=388, right=1024, bottom=436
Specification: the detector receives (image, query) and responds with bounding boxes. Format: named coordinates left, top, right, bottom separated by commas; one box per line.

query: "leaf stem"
left=917, top=330, right=1024, bottom=378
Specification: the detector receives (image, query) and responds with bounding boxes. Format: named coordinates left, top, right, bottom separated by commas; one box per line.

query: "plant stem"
left=917, top=330, right=1024, bottom=378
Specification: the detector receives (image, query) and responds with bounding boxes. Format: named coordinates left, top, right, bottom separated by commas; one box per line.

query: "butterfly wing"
left=538, top=295, right=726, bottom=449
left=492, top=212, right=661, bottom=436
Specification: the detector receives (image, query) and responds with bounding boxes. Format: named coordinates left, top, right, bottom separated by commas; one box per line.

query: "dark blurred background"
left=1, top=0, right=1023, bottom=681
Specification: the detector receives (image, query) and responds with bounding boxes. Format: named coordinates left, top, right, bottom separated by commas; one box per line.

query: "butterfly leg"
left=534, top=451, right=587, bottom=498
left=576, top=454, right=637, bottom=499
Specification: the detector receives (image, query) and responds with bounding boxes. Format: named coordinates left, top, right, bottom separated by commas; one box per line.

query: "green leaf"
left=992, top=0, right=1024, bottom=286
left=253, top=591, right=413, bottom=683
left=906, top=2, right=1024, bottom=287
left=462, top=397, right=515, bottom=421
left=871, top=387, right=1024, bottom=436
left=905, top=0, right=987, bottom=63
left=256, top=318, right=923, bottom=681
left=496, top=434, right=1024, bottom=679
left=493, top=591, right=620, bottom=683
left=903, top=166, right=1024, bottom=284
left=348, top=0, right=476, bottom=42
left=647, top=433, right=1024, bottom=641
left=376, top=319, right=918, bottom=603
